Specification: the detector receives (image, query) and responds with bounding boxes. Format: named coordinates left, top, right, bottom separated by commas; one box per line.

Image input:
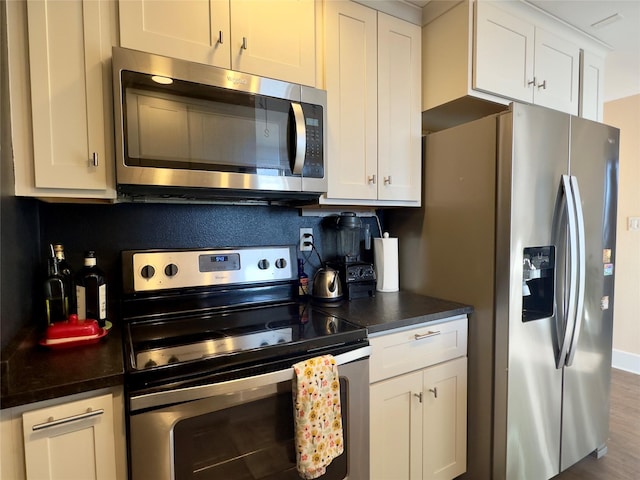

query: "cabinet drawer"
left=369, top=315, right=467, bottom=383
left=22, top=393, right=117, bottom=480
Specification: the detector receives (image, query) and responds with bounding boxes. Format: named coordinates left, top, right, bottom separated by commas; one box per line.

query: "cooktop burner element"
left=120, top=246, right=368, bottom=391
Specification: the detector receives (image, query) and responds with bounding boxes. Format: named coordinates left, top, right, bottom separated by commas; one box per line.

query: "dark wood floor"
left=553, top=368, right=640, bottom=480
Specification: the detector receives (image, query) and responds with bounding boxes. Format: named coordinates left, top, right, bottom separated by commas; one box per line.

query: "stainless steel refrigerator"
left=389, top=102, right=619, bottom=480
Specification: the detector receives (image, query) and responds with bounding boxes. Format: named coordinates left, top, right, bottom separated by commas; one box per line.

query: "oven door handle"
left=130, top=345, right=372, bottom=412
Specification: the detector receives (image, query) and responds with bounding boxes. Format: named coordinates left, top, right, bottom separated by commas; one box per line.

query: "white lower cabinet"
left=0, top=387, right=127, bottom=480
left=370, top=316, right=468, bottom=480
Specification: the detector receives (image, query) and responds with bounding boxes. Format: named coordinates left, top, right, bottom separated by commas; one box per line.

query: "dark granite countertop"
left=0, top=291, right=469, bottom=410
left=317, top=290, right=473, bottom=334
left=1, top=323, right=124, bottom=409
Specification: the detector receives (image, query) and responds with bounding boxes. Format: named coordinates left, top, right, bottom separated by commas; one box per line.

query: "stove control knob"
left=275, top=258, right=287, bottom=269
left=165, top=263, right=179, bottom=277
left=168, top=355, right=179, bottom=363
left=141, top=265, right=156, bottom=279
left=258, top=259, right=270, bottom=270
left=144, top=359, right=157, bottom=368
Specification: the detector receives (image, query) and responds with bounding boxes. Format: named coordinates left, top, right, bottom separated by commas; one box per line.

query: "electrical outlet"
left=628, top=217, right=640, bottom=231
left=299, top=228, right=313, bottom=251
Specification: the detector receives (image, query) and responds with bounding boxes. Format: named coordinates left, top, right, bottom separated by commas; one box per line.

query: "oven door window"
left=122, top=71, right=294, bottom=177
left=173, top=379, right=348, bottom=480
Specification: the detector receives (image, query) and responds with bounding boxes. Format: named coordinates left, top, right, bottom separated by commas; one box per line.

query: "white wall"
left=604, top=53, right=640, bottom=102
left=604, top=94, right=640, bottom=374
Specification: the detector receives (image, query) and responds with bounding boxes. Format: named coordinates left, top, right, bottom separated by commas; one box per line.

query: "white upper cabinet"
left=323, top=1, right=421, bottom=206
left=422, top=0, right=606, bottom=130
left=475, top=1, right=580, bottom=114
left=532, top=28, right=580, bottom=113
left=119, top=0, right=231, bottom=69
left=324, top=1, right=378, bottom=202
left=473, top=2, right=535, bottom=104
left=7, top=0, right=116, bottom=199
left=119, top=0, right=317, bottom=86
left=580, top=50, right=605, bottom=122
left=377, top=13, right=422, bottom=203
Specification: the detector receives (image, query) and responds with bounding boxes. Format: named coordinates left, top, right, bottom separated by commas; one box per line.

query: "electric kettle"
left=311, top=266, right=343, bottom=302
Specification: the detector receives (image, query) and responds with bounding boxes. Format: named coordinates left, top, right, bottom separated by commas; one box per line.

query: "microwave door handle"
left=290, top=102, right=306, bottom=175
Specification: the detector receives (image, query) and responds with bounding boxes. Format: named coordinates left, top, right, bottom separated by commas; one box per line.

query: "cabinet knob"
left=538, top=80, right=547, bottom=90
left=91, top=152, right=98, bottom=167
left=241, top=37, right=248, bottom=50
left=217, top=30, right=224, bottom=45
left=414, top=392, right=423, bottom=403
left=384, top=176, right=392, bottom=185
left=528, top=77, right=537, bottom=87
left=429, top=387, right=438, bottom=399
left=368, top=175, right=376, bottom=185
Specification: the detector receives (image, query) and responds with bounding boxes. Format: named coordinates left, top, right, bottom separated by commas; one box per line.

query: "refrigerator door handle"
left=565, top=176, right=586, bottom=366
left=552, top=175, right=579, bottom=369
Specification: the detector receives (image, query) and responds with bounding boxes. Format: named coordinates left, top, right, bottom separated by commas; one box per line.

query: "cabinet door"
left=474, top=1, right=535, bottom=103
left=27, top=0, right=109, bottom=190
left=377, top=13, right=421, bottom=202
left=371, top=371, right=423, bottom=480
left=22, top=393, right=116, bottom=480
left=533, top=28, right=580, bottom=115
left=579, top=51, right=604, bottom=122
left=230, top=0, right=315, bottom=86
left=422, top=357, right=467, bottom=480
left=324, top=1, right=378, bottom=201
left=119, top=0, right=231, bottom=68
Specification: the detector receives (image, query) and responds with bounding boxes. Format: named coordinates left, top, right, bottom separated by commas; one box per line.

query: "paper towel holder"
left=374, top=232, right=399, bottom=292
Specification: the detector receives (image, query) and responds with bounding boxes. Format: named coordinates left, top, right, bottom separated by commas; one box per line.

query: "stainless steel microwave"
left=112, top=47, right=326, bottom=204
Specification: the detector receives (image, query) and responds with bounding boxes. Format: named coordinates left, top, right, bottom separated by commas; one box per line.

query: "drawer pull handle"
left=414, top=392, right=423, bottom=403
left=429, top=387, right=438, bottom=399
left=32, top=408, right=104, bottom=431
left=414, top=330, right=441, bottom=340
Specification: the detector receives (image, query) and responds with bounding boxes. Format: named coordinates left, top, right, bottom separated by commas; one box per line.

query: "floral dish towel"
left=292, top=354, right=344, bottom=479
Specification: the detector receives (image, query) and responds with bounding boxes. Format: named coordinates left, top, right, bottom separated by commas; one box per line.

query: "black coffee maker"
left=330, top=212, right=376, bottom=299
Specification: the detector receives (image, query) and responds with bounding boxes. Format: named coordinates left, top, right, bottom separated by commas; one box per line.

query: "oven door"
left=128, top=347, right=370, bottom=480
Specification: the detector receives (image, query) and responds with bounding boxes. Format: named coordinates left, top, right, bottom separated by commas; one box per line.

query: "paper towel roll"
left=374, top=234, right=399, bottom=292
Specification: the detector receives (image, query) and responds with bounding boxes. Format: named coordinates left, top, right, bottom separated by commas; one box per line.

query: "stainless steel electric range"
left=120, top=246, right=370, bottom=480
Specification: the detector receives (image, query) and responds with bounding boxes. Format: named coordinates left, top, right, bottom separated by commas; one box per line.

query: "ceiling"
left=407, top=0, right=640, bottom=101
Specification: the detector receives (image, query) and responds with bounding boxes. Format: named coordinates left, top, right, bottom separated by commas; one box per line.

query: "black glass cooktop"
left=123, top=301, right=367, bottom=390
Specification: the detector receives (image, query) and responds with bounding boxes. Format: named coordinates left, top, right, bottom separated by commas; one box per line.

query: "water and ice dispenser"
left=522, top=246, right=555, bottom=322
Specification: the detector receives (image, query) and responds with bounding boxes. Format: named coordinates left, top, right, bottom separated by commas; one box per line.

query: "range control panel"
left=122, top=246, right=296, bottom=293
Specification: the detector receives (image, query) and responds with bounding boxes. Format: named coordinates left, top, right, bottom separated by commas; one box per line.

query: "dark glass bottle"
left=297, top=258, right=308, bottom=298
left=44, top=245, right=69, bottom=324
left=75, top=251, right=107, bottom=327
left=53, top=243, right=75, bottom=314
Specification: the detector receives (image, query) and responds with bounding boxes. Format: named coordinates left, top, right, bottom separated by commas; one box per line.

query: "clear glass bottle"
left=75, top=251, right=107, bottom=327
left=44, top=244, right=69, bottom=324
left=53, top=243, right=75, bottom=314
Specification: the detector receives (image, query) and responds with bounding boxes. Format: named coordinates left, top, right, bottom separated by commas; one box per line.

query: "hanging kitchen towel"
left=292, top=355, right=344, bottom=479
